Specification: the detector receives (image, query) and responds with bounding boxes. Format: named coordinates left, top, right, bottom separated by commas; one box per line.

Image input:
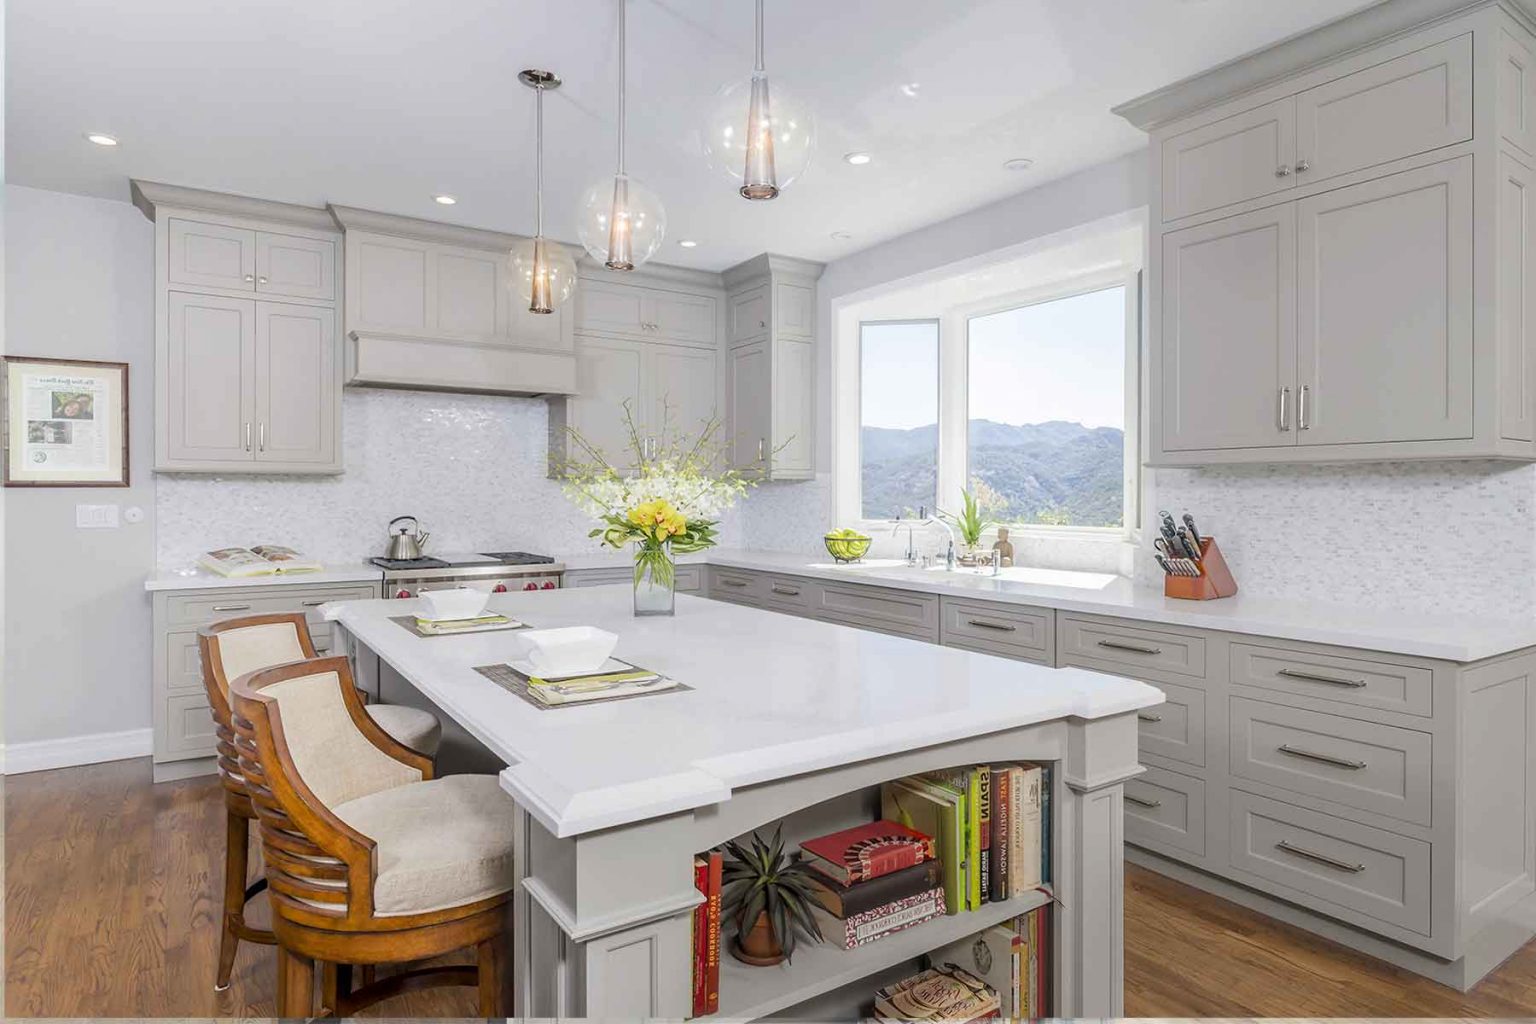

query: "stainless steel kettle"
left=386, top=516, right=430, bottom=560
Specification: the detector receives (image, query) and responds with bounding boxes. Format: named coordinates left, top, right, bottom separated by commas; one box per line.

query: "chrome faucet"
left=989, top=547, right=1002, bottom=576
left=891, top=506, right=925, bottom=565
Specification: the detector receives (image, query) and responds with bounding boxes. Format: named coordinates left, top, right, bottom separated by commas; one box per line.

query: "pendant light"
left=700, top=0, right=814, bottom=200
left=577, top=0, right=666, bottom=269
left=509, top=69, right=577, bottom=314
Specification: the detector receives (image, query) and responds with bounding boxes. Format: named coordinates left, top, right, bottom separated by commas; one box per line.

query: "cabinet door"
left=434, top=250, right=502, bottom=340
left=773, top=336, right=815, bottom=476
left=1294, top=35, right=1471, bottom=187
left=571, top=337, right=647, bottom=468
left=1160, top=99, right=1295, bottom=221
left=1159, top=205, right=1297, bottom=451
left=1297, top=156, right=1472, bottom=445
left=648, top=290, right=716, bottom=346
left=575, top=280, right=648, bottom=338
left=352, top=234, right=430, bottom=333
left=255, top=231, right=336, bottom=300
left=730, top=285, right=770, bottom=343
left=165, top=292, right=255, bottom=463
left=255, top=302, right=336, bottom=465
left=730, top=340, right=771, bottom=468
left=167, top=218, right=256, bottom=292
left=1499, top=152, right=1536, bottom=442
left=648, top=343, right=718, bottom=440
left=776, top=281, right=814, bottom=338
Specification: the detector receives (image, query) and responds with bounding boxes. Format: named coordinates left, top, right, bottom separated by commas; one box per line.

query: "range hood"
left=329, top=205, right=577, bottom=396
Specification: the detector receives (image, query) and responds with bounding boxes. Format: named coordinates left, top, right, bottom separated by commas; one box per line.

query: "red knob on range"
left=396, top=589, right=411, bottom=599
left=523, top=582, right=538, bottom=591
left=541, top=581, right=556, bottom=590
left=492, top=584, right=507, bottom=594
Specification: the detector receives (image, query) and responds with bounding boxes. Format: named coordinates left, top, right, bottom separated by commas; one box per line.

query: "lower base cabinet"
left=1125, top=763, right=1206, bottom=859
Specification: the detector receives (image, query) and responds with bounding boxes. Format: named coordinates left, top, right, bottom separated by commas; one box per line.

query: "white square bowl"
left=512, top=626, right=619, bottom=676
left=418, top=587, right=491, bottom=622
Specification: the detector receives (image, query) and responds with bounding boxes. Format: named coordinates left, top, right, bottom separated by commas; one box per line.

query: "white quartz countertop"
left=324, top=587, right=1163, bottom=838
left=144, top=564, right=382, bottom=592
left=700, top=548, right=1536, bottom=663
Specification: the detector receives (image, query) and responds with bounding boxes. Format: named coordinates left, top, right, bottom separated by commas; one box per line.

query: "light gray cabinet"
left=168, top=218, right=259, bottom=292
left=255, top=301, right=338, bottom=464
left=565, top=334, right=719, bottom=469
left=1130, top=11, right=1536, bottom=465
left=575, top=279, right=716, bottom=347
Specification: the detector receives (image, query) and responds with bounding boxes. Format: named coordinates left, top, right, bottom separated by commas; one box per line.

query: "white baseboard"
left=1, top=727, right=152, bottom=775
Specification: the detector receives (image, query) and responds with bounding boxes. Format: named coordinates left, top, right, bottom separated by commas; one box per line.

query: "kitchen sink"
left=928, top=564, right=1118, bottom=589
left=804, top=558, right=912, bottom=570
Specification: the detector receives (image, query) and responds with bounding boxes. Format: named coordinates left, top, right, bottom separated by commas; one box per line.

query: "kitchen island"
left=325, top=586, right=1163, bottom=1019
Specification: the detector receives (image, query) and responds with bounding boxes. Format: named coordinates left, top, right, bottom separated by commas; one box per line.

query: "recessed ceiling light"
left=1003, top=157, right=1035, bottom=172
left=433, top=194, right=458, bottom=205
left=678, top=239, right=699, bottom=248
left=843, top=152, right=872, bottom=166
left=900, top=82, right=920, bottom=97
left=85, top=133, right=118, bottom=147
left=830, top=231, right=853, bottom=241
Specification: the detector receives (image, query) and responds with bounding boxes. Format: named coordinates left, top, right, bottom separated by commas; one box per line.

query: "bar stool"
left=198, top=612, right=443, bottom=990
left=230, top=656, right=515, bottom=1017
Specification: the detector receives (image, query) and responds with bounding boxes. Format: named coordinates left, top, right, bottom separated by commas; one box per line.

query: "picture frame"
left=2, top=356, right=129, bottom=487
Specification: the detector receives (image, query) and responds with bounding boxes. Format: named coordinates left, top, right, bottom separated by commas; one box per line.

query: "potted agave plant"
left=561, top=401, right=770, bottom=616
left=938, top=485, right=997, bottom=564
left=721, top=826, right=825, bottom=966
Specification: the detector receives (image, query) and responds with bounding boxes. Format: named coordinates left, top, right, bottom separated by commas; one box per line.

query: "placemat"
left=390, top=615, right=529, bottom=639
left=474, top=661, right=692, bottom=711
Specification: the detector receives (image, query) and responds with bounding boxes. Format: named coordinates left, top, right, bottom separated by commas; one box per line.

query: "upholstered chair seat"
left=362, top=703, right=442, bottom=758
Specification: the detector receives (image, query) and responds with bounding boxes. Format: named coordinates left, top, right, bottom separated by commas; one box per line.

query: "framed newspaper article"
left=3, top=357, right=129, bottom=486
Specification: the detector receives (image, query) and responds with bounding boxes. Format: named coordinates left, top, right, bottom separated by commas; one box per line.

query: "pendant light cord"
left=754, top=0, right=765, bottom=72
left=617, top=0, right=627, bottom=175
left=535, top=82, right=545, bottom=237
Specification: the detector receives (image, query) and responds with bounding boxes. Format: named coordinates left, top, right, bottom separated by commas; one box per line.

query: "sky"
left=861, top=285, right=1126, bottom=431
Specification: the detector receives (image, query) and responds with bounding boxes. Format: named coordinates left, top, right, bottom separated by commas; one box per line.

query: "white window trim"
left=835, top=263, right=1142, bottom=542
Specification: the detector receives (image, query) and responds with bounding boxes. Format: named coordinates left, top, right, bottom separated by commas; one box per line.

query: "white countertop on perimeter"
left=144, top=564, right=382, bottom=592
left=701, top=548, right=1536, bottom=663
left=324, top=587, right=1163, bottom=839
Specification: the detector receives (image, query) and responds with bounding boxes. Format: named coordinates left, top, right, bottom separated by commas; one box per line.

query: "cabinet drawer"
left=761, top=576, right=814, bottom=613
left=164, top=630, right=207, bottom=695
left=709, top=568, right=765, bottom=605
left=1058, top=615, right=1207, bottom=681
left=940, top=598, right=1051, bottom=663
left=566, top=566, right=703, bottom=593
left=1229, top=697, right=1431, bottom=825
left=811, top=582, right=939, bottom=641
left=1228, top=789, right=1430, bottom=935
left=164, top=693, right=219, bottom=757
left=1295, top=35, right=1472, bottom=187
left=1126, top=764, right=1206, bottom=858
left=164, top=585, right=378, bottom=627
left=1230, top=643, right=1432, bottom=716
left=730, top=285, right=769, bottom=343
left=1138, top=681, right=1205, bottom=768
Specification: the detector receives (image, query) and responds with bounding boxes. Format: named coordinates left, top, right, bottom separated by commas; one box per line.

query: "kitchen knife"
left=1155, top=553, right=1174, bottom=576
left=1182, top=513, right=1203, bottom=550
left=1175, top=526, right=1201, bottom=561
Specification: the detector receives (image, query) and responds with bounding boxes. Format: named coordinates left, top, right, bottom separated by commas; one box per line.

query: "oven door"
left=388, top=573, right=561, bottom=598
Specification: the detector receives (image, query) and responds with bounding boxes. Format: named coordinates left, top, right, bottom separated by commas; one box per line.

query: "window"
left=859, top=320, right=939, bottom=519
left=966, top=286, right=1127, bottom=527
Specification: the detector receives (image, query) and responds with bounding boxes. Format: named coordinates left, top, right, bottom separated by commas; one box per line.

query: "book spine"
left=977, top=766, right=991, bottom=906
left=1010, top=935, right=1023, bottom=1019
left=706, top=850, right=722, bottom=1015
left=830, top=861, right=945, bottom=918
left=833, top=888, right=946, bottom=949
left=691, top=858, right=708, bottom=1018
left=1040, top=763, right=1053, bottom=887
left=1019, top=767, right=1043, bottom=890
left=1029, top=907, right=1043, bottom=1018
left=966, top=769, right=981, bottom=910
left=992, top=768, right=1010, bottom=903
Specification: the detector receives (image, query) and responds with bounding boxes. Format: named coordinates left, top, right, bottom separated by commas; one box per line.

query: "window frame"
left=855, top=317, right=943, bottom=522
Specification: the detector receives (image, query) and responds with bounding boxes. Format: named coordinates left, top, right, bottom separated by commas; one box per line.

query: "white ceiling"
left=7, top=0, right=1379, bottom=272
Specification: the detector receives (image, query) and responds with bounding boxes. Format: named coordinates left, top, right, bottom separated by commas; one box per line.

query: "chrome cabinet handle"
left=1278, top=743, right=1366, bottom=770
left=771, top=585, right=801, bottom=596
left=966, top=619, right=1017, bottom=632
left=757, top=438, right=766, bottom=460
left=258, top=275, right=269, bottom=284
left=1276, top=164, right=1292, bottom=178
left=243, top=274, right=255, bottom=282
left=212, top=603, right=252, bottom=612
left=1277, top=668, right=1366, bottom=688
left=1278, top=386, right=1291, bottom=431
left=759, top=319, right=766, bottom=328
left=720, top=578, right=749, bottom=588
left=1298, top=384, right=1311, bottom=430
left=1096, top=639, right=1162, bottom=655
left=1296, top=159, right=1310, bottom=173
left=244, top=422, right=252, bottom=451
left=1276, top=839, right=1365, bottom=873
left=1137, top=712, right=1164, bottom=723
left=1125, top=793, right=1163, bottom=809
left=301, top=599, right=327, bottom=607
left=258, top=422, right=266, bottom=451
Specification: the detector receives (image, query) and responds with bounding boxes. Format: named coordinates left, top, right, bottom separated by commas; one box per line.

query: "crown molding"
left=721, top=252, right=826, bottom=291
left=129, top=180, right=337, bottom=231
left=1112, top=0, right=1535, bottom=131
left=327, top=204, right=533, bottom=251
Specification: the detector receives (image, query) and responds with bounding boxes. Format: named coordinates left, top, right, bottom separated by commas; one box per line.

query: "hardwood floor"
left=7, top=757, right=1536, bottom=1018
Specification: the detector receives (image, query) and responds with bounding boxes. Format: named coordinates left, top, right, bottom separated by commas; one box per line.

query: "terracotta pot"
left=731, top=910, right=786, bottom=967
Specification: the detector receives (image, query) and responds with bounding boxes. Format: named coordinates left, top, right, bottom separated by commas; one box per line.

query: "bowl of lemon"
left=824, top=528, right=873, bottom=563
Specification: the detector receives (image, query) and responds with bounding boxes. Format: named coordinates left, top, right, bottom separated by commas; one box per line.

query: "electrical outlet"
left=75, top=504, right=120, bottom=529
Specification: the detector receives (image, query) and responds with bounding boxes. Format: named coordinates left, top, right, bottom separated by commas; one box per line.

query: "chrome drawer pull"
left=1096, top=639, right=1162, bottom=655
left=1275, top=839, right=1365, bottom=873
left=720, top=579, right=748, bottom=588
left=967, top=619, right=1017, bottom=632
left=1277, top=743, right=1367, bottom=770
left=1137, top=712, right=1163, bottom=723
left=1125, top=793, right=1162, bottom=809
left=1276, top=668, right=1367, bottom=688
left=301, top=599, right=327, bottom=607
left=211, top=603, right=252, bottom=612
left=771, top=585, right=800, bottom=596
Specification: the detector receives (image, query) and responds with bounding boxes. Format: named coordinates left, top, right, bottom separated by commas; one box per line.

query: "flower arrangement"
left=561, top=401, right=771, bottom=613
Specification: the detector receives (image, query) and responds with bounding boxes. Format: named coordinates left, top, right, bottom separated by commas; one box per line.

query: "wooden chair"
left=198, top=612, right=443, bottom=990
left=229, top=655, right=515, bottom=1017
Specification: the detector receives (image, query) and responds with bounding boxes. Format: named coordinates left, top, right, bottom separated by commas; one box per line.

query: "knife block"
left=1164, top=537, right=1238, bottom=601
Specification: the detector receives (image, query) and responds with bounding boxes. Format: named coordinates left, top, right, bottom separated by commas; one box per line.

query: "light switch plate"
left=76, top=504, right=120, bottom=529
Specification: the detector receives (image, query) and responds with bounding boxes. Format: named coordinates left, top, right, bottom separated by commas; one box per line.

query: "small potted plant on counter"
left=721, top=826, right=824, bottom=966
left=939, top=484, right=997, bottom=565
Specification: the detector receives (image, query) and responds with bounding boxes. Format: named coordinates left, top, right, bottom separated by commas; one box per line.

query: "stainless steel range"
left=371, top=551, right=564, bottom=599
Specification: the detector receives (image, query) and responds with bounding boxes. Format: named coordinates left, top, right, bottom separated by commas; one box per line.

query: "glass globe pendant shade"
left=508, top=235, right=577, bottom=314
left=701, top=70, right=814, bottom=199
left=577, top=173, right=667, bottom=270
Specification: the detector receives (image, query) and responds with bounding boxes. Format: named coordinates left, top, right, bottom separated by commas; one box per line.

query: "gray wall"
left=3, top=185, right=156, bottom=748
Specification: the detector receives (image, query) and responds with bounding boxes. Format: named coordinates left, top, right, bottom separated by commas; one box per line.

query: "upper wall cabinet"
left=329, top=206, right=576, bottom=396
left=575, top=279, right=717, bottom=347
left=1120, top=7, right=1536, bottom=465
left=134, top=181, right=344, bottom=474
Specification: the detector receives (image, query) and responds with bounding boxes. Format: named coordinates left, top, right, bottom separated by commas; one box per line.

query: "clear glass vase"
left=633, top=542, right=676, bottom=617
